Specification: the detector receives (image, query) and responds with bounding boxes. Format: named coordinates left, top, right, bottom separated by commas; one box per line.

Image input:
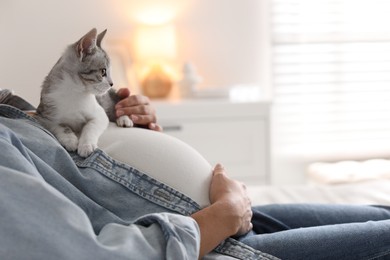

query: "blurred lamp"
left=134, top=24, right=177, bottom=98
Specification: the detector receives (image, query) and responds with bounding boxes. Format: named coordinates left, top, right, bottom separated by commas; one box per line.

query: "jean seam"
left=368, top=249, right=390, bottom=260
left=214, top=238, right=281, bottom=260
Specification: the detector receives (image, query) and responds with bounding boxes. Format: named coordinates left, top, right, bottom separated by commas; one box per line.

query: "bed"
left=248, top=159, right=390, bottom=206
left=247, top=179, right=390, bottom=206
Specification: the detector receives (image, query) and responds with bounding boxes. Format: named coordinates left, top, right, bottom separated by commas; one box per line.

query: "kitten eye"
left=101, top=68, right=107, bottom=77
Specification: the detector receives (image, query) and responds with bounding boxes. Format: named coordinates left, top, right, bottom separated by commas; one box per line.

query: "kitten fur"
left=35, top=28, right=132, bottom=157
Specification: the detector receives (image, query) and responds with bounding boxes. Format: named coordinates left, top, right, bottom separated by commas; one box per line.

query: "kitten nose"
left=109, top=82, right=114, bottom=87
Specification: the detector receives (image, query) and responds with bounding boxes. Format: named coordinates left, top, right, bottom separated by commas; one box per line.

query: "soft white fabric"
left=99, top=123, right=212, bottom=208
left=308, top=159, right=390, bottom=184
left=247, top=179, right=390, bottom=206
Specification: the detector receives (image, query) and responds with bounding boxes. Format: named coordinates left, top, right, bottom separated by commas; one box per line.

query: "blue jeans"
left=242, top=204, right=390, bottom=259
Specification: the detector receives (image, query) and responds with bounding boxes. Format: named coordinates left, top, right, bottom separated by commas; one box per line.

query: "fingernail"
left=116, top=110, right=124, bottom=116
left=150, top=123, right=156, bottom=129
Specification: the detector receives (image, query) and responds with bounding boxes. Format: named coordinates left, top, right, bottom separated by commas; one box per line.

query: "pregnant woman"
left=0, top=88, right=389, bottom=260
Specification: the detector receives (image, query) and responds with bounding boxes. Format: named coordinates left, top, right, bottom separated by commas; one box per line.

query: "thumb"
left=116, top=88, right=130, bottom=98
left=213, top=164, right=225, bottom=176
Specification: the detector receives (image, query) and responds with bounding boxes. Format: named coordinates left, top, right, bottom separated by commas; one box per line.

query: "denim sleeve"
left=0, top=167, right=200, bottom=259
left=0, top=127, right=200, bottom=259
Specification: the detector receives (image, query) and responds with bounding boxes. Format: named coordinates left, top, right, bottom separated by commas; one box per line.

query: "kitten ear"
left=76, top=28, right=98, bottom=60
left=97, top=29, right=107, bottom=48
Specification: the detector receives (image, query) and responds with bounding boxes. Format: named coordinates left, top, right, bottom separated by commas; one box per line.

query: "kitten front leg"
left=78, top=143, right=97, bottom=158
left=52, top=125, right=79, bottom=152
left=78, top=116, right=108, bottom=157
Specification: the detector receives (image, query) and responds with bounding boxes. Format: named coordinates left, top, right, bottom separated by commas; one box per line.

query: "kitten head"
left=64, top=28, right=113, bottom=95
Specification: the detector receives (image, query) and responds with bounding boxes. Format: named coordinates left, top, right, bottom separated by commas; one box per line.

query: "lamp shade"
left=134, top=24, right=177, bottom=63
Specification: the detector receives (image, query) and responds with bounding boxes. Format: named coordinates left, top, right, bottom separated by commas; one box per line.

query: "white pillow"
left=98, top=123, right=212, bottom=208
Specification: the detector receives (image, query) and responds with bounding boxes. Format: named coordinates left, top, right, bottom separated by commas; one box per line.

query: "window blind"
left=272, top=0, right=390, bottom=159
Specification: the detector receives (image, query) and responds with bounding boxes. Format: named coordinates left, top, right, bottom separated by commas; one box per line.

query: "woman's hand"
left=209, top=164, right=253, bottom=236
left=115, top=88, right=163, bottom=132
left=191, top=164, right=252, bottom=258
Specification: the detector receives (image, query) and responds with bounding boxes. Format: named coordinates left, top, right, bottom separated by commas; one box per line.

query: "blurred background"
left=2, top=0, right=390, bottom=186
left=0, top=0, right=269, bottom=104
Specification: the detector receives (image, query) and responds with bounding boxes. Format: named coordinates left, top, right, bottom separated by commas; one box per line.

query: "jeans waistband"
left=72, top=149, right=201, bottom=216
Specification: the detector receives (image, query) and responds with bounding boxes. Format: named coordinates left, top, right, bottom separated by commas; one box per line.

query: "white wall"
left=0, top=0, right=127, bottom=105
left=0, top=0, right=268, bottom=106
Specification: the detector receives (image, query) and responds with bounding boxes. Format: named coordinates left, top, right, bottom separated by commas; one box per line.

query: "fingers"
left=114, top=91, right=162, bottom=131
left=115, top=95, right=153, bottom=117
left=116, top=107, right=156, bottom=124
left=148, top=122, right=163, bottom=132
left=234, top=211, right=253, bottom=236
left=128, top=112, right=156, bottom=124
left=115, top=94, right=158, bottom=127
left=115, top=94, right=150, bottom=110
left=116, top=88, right=131, bottom=99
left=236, top=200, right=253, bottom=236
left=243, top=195, right=253, bottom=233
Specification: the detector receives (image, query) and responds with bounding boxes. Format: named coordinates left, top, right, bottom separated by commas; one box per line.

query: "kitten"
left=35, top=28, right=132, bottom=158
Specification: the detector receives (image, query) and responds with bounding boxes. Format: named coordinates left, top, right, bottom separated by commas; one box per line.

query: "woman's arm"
left=192, top=164, right=253, bottom=258
left=114, top=88, right=163, bottom=131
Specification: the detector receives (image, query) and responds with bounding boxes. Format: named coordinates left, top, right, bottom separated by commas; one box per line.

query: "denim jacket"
left=0, top=103, right=277, bottom=260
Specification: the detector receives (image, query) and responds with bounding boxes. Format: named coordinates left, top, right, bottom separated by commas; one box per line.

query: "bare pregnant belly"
left=98, top=123, right=212, bottom=208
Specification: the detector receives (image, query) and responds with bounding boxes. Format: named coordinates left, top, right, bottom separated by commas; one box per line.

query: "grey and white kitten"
left=36, top=28, right=132, bottom=157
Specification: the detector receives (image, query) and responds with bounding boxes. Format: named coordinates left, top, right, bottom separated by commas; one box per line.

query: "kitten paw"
left=58, top=132, right=79, bottom=152
left=77, top=143, right=97, bottom=157
left=116, top=115, right=133, bottom=128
